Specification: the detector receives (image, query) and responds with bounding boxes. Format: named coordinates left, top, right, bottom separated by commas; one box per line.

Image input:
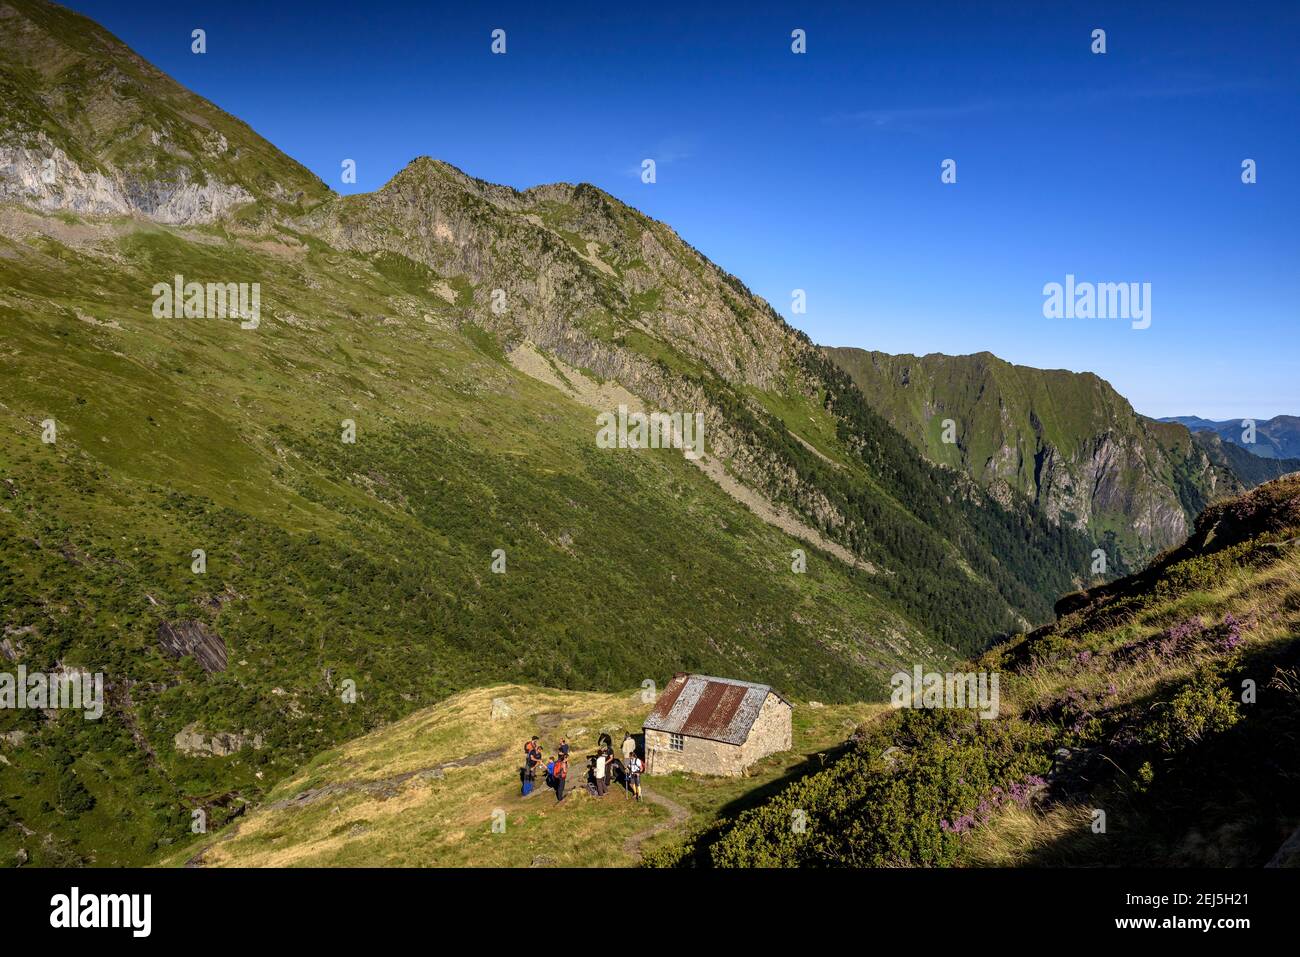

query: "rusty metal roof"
left=643, top=674, right=790, bottom=746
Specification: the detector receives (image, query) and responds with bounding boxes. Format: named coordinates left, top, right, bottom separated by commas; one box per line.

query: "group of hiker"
left=520, top=732, right=643, bottom=804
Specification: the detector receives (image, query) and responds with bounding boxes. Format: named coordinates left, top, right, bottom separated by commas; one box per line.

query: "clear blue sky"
left=67, top=0, right=1299, bottom=419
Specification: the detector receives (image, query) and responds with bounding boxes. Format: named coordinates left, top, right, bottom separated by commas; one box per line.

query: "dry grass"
left=161, top=685, right=874, bottom=868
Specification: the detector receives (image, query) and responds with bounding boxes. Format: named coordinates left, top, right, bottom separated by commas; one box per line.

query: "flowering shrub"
left=1167, top=616, right=1205, bottom=642
left=940, top=774, right=1048, bottom=835
left=1217, top=613, right=1246, bottom=652
left=699, top=708, right=1052, bottom=867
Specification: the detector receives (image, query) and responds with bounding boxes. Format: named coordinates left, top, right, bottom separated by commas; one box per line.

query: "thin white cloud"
left=828, top=80, right=1268, bottom=131
left=623, top=136, right=694, bottom=177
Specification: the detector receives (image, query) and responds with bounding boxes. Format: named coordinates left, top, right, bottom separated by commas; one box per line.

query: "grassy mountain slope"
left=1, top=0, right=1099, bottom=866
left=651, top=476, right=1300, bottom=867
left=825, top=347, right=1241, bottom=565
left=300, top=156, right=1101, bottom=644
left=158, top=684, right=880, bottom=867
left=0, top=206, right=945, bottom=865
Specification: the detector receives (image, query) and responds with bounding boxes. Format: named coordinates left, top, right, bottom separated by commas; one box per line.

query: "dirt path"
left=622, top=784, right=688, bottom=860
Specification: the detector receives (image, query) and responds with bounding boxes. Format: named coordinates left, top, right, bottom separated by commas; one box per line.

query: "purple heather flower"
left=1167, top=616, right=1205, bottom=643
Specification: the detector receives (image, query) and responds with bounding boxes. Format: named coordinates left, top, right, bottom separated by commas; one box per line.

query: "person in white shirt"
left=594, top=752, right=608, bottom=796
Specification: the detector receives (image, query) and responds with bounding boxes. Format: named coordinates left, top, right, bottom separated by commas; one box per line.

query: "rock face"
left=0, top=0, right=329, bottom=224
left=827, top=348, right=1243, bottom=564
left=156, top=620, right=228, bottom=673
left=173, top=722, right=263, bottom=757
left=0, top=627, right=30, bottom=661
left=0, top=140, right=254, bottom=225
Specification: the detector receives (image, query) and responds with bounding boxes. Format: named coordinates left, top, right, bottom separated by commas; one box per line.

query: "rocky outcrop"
left=0, top=624, right=33, bottom=661
left=0, top=141, right=255, bottom=225
left=173, top=722, right=263, bottom=757
left=156, top=620, right=228, bottom=673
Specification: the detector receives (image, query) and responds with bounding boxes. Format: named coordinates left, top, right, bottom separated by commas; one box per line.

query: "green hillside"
left=0, top=213, right=950, bottom=864
left=0, top=0, right=1100, bottom=867
left=156, top=684, right=882, bottom=868
left=651, top=475, right=1300, bottom=867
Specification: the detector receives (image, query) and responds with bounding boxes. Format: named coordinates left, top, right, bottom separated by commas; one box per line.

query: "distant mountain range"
left=1159, top=415, right=1300, bottom=460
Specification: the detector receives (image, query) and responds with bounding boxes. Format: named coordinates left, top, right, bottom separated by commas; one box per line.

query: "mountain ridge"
left=825, top=345, right=1246, bottom=565
left=0, top=0, right=1095, bottom=865
left=0, top=0, right=330, bottom=223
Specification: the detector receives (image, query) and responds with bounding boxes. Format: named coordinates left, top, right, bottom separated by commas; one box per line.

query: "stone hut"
left=643, top=673, right=792, bottom=776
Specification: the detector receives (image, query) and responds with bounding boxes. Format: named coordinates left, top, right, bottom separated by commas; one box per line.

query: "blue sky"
left=68, top=0, right=1299, bottom=419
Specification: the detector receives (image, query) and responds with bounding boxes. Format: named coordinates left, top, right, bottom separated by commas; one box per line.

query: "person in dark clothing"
left=554, top=755, right=569, bottom=802
left=522, top=736, right=543, bottom=796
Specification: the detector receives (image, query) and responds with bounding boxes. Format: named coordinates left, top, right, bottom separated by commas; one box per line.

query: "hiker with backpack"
left=553, top=754, right=569, bottom=802
left=625, top=753, right=643, bottom=801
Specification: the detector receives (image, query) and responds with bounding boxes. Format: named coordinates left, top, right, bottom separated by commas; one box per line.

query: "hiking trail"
left=622, top=784, right=688, bottom=859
